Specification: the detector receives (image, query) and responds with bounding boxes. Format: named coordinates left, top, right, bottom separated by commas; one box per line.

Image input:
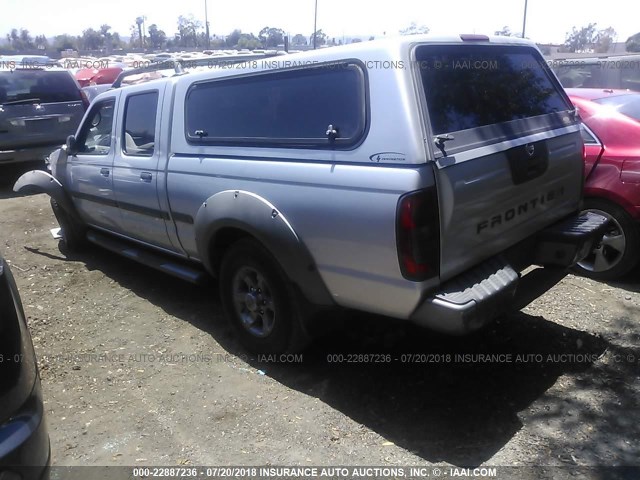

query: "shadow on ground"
left=25, top=242, right=640, bottom=468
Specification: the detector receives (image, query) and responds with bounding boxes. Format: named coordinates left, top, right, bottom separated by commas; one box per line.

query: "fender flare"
left=194, top=190, right=334, bottom=306
left=13, top=170, right=82, bottom=223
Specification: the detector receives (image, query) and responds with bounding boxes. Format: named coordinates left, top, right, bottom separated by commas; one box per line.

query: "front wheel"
left=219, top=238, right=309, bottom=354
left=50, top=198, right=86, bottom=252
left=574, top=199, right=640, bottom=281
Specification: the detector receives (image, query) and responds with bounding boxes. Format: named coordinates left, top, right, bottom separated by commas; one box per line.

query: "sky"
left=1, top=0, right=638, bottom=45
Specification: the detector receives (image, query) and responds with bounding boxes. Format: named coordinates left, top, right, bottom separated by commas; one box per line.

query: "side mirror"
left=66, top=135, right=78, bottom=156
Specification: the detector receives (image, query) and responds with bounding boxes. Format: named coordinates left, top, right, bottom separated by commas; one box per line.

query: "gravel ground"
left=1, top=166, right=639, bottom=478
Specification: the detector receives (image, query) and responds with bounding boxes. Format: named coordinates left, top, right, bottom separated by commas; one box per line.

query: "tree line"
left=5, top=19, right=639, bottom=54
left=494, top=23, right=640, bottom=53
left=2, top=18, right=432, bottom=53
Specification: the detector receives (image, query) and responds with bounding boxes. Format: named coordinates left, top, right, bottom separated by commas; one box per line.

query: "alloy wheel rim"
left=577, top=209, right=626, bottom=273
left=231, top=266, right=276, bottom=338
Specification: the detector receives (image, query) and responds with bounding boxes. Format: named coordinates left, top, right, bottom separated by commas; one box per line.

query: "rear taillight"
left=80, top=90, right=90, bottom=110
left=396, top=188, right=440, bottom=281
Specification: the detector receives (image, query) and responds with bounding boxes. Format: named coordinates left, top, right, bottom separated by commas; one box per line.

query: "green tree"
left=399, top=22, right=429, bottom=35
left=595, top=27, right=617, bottom=53
left=627, top=32, right=640, bottom=52
left=209, top=37, right=226, bottom=49
left=6, top=29, right=19, bottom=48
left=310, top=29, right=327, bottom=47
left=34, top=34, right=48, bottom=49
left=111, top=32, right=124, bottom=50
left=53, top=34, right=78, bottom=51
left=129, top=25, right=140, bottom=48
left=79, top=28, right=102, bottom=50
left=148, top=24, right=167, bottom=50
left=136, top=17, right=145, bottom=48
left=564, top=23, right=598, bottom=52
left=564, top=23, right=617, bottom=53
left=100, top=24, right=119, bottom=52
left=19, top=29, right=34, bottom=48
left=177, top=15, right=201, bottom=47
left=291, top=34, right=307, bottom=46
left=226, top=29, right=242, bottom=48
left=258, top=27, right=285, bottom=48
left=237, top=33, right=261, bottom=50
left=4, top=28, right=36, bottom=50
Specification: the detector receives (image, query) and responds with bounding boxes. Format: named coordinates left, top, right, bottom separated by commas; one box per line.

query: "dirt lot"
left=1, top=166, right=639, bottom=476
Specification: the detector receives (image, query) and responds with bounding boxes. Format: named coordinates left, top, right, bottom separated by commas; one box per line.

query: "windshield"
left=593, top=94, right=640, bottom=122
left=0, top=70, right=81, bottom=104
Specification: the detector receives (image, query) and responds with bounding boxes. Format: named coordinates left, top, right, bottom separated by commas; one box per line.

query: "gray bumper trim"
left=410, top=257, right=518, bottom=335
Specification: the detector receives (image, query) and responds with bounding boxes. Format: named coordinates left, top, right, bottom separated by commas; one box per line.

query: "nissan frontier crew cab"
left=15, top=35, right=609, bottom=354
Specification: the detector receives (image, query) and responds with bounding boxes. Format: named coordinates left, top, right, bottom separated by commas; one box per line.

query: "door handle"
left=100, top=168, right=110, bottom=177
left=140, top=172, right=152, bottom=182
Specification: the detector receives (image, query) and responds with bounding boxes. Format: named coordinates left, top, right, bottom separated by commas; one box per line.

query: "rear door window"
left=122, top=91, right=158, bottom=156
left=416, top=45, right=572, bottom=139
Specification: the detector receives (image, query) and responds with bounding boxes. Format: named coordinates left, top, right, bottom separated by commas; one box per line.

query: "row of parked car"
left=0, top=39, right=638, bottom=476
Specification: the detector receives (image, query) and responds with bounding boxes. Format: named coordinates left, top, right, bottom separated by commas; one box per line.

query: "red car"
left=74, top=67, right=123, bottom=87
left=567, top=88, right=640, bottom=280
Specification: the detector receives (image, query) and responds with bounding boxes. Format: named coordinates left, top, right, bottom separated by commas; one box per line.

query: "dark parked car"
left=567, top=88, right=640, bottom=279
left=0, top=256, right=50, bottom=479
left=0, top=66, right=87, bottom=165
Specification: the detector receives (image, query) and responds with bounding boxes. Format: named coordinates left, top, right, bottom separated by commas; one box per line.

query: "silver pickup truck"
left=15, top=35, right=608, bottom=353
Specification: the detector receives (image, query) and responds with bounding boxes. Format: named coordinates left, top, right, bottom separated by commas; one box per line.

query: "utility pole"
left=205, top=0, right=211, bottom=49
left=522, top=0, right=528, bottom=38
left=313, top=0, right=318, bottom=49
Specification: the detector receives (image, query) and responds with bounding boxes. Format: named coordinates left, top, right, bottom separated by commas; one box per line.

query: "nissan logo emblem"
left=526, top=144, right=535, bottom=157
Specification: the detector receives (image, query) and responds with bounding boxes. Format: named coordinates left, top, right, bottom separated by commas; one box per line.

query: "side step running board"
left=86, top=231, right=209, bottom=285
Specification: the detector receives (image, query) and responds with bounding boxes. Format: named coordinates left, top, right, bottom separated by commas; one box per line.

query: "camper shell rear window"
left=416, top=45, right=573, bottom=137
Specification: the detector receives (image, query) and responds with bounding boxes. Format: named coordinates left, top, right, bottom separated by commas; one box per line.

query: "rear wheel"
left=574, top=199, right=640, bottom=281
left=50, top=198, right=86, bottom=252
left=219, top=238, right=309, bottom=354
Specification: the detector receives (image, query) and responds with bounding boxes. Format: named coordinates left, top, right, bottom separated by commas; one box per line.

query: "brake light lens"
left=396, top=188, right=440, bottom=281
left=460, top=34, right=490, bottom=42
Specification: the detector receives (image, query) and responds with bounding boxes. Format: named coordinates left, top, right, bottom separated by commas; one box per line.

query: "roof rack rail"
left=110, top=51, right=284, bottom=89
left=111, top=61, right=185, bottom=89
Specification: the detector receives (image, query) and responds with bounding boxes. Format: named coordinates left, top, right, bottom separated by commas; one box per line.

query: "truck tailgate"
left=415, top=42, right=583, bottom=281
left=434, top=130, right=583, bottom=281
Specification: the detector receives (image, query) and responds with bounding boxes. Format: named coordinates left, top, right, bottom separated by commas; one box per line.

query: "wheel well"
left=583, top=194, right=640, bottom=221
left=209, top=228, right=253, bottom=275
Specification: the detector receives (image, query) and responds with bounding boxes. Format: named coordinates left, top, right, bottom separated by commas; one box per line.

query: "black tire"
left=573, top=198, right=640, bottom=281
left=50, top=198, right=86, bottom=252
left=219, top=238, right=310, bottom=354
